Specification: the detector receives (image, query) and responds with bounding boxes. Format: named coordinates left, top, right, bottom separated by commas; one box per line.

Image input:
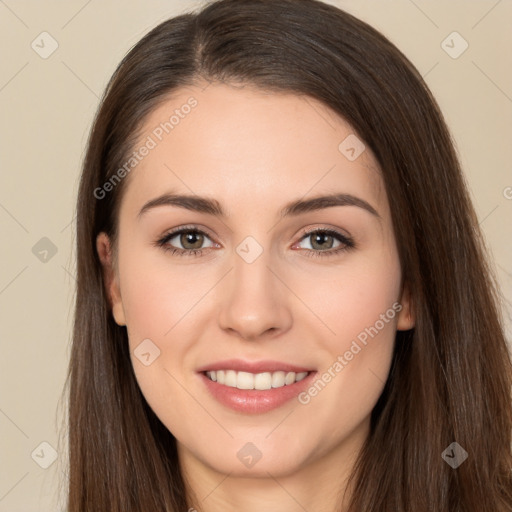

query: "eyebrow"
left=137, top=192, right=380, bottom=220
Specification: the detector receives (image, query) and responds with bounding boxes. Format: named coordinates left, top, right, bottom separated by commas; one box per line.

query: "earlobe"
left=96, top=232, right=126, bottom=326
left=396, top=282, right=415, bottom=331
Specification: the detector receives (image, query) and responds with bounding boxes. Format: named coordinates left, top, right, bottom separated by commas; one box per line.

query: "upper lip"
left=197, top=359, right=314, bottom=374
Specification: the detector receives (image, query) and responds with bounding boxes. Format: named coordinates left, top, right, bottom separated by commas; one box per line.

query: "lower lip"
left=199, top=371, right=317, bottom=414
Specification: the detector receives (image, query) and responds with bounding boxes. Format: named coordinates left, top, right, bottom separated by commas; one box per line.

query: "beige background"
left=0, top=0, right=511, bottom=510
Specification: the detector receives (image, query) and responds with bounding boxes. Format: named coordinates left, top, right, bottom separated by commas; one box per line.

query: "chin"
left=185, top=436, right=315, bottom=478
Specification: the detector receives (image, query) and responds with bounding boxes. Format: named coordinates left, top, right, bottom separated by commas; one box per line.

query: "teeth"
left=237, top=371, right=255, bottom=390
left=285, top=372, right=296, bottom=385
left=225, top=370, right=237, bottom=387
left=271, top=371, right=285, bottom=388
left=254, top=372, right=272, bottom=390
left=205, top=370, right=309, bottom=390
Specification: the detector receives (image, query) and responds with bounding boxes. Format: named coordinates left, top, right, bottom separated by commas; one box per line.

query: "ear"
left=96, top=232, right=126, bottom=326
left=396, top=281, right=415, bottom=331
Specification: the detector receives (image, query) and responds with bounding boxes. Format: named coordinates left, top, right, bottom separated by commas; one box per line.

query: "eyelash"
left=154, top=225, right=355, bottom=259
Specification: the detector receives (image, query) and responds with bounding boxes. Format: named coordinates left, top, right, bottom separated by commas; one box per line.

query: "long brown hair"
left=65, top=0, right=512, bottom=510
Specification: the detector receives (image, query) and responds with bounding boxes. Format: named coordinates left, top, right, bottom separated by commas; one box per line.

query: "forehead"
left=119, top=82, right=385, bottom=219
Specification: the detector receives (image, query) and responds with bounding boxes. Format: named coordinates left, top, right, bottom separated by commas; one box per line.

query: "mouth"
left=203, top=369, right=309, bottom=390
left=197, top=359, right=316, bottom=414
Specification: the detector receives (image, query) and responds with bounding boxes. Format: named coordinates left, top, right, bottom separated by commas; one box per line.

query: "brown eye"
left=179, top=231, right=205, bottom=250
left=294, top=228, right=355, bottom=258
left=309, top=231, right=336, bottom=251
left=156, top=226, right=217, bottom=256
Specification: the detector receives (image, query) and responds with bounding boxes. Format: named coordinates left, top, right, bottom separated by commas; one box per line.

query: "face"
left=97, top=82, right=414, bottom=481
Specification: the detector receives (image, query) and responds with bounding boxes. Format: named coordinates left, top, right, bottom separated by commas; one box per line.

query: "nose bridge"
left=217, top=235, right=292, bottom=339
left=233, top=239, right=273, bottom=296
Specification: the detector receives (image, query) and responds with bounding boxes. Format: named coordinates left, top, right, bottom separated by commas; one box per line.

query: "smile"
left=205, top=370, right=309, bottom=390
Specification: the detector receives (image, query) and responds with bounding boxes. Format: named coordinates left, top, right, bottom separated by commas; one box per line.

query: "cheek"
left=117, top=251, right=218, bottom=427
left=292, top=246, right=402, bottom=351
left=292, top=249, right=401, bottom=419
left=119, top=248, right=215, bottom=346
left=120, top=261, right=201, bottom=438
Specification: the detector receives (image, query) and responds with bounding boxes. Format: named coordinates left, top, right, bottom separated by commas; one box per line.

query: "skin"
left=97, top=82, right=414, bottom=512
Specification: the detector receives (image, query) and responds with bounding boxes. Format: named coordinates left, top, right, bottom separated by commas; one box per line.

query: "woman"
left=66, top=0, right=512, bottom=510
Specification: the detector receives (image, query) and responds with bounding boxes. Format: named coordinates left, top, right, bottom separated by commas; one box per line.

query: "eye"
left=154, top=225, right=355, bottom=259
left=154, top=226, right=218, bottom=257
left=293, top=228, right=355, bottom=258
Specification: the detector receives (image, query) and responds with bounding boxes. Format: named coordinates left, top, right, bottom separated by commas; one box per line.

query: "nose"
left=217, top=246, right=293, bottom=342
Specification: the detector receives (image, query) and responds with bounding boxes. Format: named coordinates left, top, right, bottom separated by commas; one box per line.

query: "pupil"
left=312, top=232, right=332, bottom=250
left=182, top=232, right=203, bottom=249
